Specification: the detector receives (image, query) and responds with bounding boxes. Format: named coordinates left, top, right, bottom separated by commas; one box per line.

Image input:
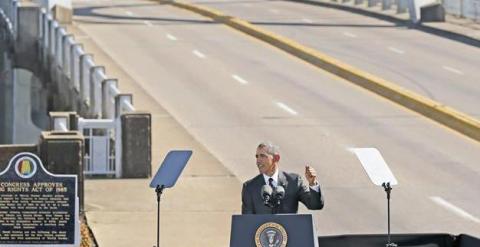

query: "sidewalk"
left=67, top=24, right=242, bottom=247
left=293, top=0, right=480, bottom=44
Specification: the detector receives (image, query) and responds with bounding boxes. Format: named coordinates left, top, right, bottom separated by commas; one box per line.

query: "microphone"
left=273, top=185, right=285, bottom=206
left=261, top=185, right=273, bottom=207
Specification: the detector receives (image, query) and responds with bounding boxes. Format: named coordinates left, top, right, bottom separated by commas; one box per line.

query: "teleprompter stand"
left=383, top=182, right=397, bottom=247
left=154, top=185, right=165, bottom=247
left=150, top=150, right=193, bottom=247
left=350, top=148, right=398, bottom=247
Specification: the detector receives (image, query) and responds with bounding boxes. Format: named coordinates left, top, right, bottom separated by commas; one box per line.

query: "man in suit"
left=241, top=142, right=325, bottom=214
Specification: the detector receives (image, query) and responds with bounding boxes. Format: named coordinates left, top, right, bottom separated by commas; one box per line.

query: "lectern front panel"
left=230, top=214, right=318, bottom=247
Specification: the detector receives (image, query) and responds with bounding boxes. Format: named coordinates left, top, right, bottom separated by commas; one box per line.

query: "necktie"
left=268, top=178, right=275, bottom=188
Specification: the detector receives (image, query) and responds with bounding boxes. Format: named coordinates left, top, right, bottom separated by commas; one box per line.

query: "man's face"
left=256, top=147, right=275, bottom=175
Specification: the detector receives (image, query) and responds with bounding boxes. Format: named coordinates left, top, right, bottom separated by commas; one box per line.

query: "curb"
left=289, top=0, right=480, bottom=48
left=162, top=0, right=480, bottom=142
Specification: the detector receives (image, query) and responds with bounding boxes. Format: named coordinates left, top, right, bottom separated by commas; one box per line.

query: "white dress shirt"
left=263, top=169, right=320, bottom=192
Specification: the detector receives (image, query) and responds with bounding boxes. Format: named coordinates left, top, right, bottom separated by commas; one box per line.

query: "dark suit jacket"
left=241, top=171, right=324, bottom=214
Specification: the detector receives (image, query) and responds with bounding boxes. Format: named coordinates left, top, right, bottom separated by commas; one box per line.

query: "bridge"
left=1, top=0, right=480, bottom=246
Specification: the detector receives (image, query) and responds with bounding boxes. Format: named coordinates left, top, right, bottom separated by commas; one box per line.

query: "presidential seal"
left=255, top=222, right=288, bottom=247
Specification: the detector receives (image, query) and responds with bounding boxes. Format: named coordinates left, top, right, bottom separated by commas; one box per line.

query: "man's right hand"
left=305, top=165, right=318, bottom=186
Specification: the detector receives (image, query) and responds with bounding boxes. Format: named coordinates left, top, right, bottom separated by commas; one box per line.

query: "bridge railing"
left=38, top=9, right=136, bottom=118
left=306, top=0, right=480, bottom=22
left=0, top=1, right=16, bottom=45
left=1, top=2, right=150, bottom=178
left=40, top=8, right=138, bottom=177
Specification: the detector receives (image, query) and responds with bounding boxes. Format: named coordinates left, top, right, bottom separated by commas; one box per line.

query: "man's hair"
left=257, top=142, right=280, bottom=155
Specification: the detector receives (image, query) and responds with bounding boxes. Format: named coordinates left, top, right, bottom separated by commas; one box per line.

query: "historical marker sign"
left=0, top=152, right=80, bottom=246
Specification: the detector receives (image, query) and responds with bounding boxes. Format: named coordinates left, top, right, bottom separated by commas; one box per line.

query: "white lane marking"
left=144, top=21, right=153, bottom=27
left=430, top=196, right=480, bottom=224
left=269, top=9, right=280, bottom=14
left=343, top=32, right=357, bottom=38
left=125, top=11, right=134, bottom=16
left=166, top=33, right=177, bottom=41
left=442, top=66, right=464, bottom=75
left=232, top=74, right=248, bottom=85
left=193, top=50, right=206, bottom=59
left=276, top=102, right=298, bottom=115
left=302, top=18, right=313, bottom=23
left=388, top=46, right=405, bottom=54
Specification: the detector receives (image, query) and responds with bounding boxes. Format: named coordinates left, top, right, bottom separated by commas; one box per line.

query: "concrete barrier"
left=409, top=0, right=445, bottom=23
left=121, top=112, right=151, bottom=178
left=36, top=0, right=72, bottom=24
left=39, top=131, right=85, bottom=213
left=421, top=3, right=446, bottom=22
left=53, top=4, right=72, bottom=24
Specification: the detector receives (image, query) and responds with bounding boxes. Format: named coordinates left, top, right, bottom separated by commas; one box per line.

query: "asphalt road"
left=193, top=0, right=480, bottom=118
left=73, top=0, right=480, bottom=238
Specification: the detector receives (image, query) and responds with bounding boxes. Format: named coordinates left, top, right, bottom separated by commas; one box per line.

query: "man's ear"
left=273, top=154, right=280, bottom=162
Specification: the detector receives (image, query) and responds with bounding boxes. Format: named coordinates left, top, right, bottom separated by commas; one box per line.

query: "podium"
left=230, top=214, right=318, bottom=247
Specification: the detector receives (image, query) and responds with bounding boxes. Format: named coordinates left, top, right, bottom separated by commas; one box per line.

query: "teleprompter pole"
left=149, top=150, right=192, bottom=247
left=382, top=182, right=397, bottom=247
left=155, top=185, right=165, bottom=247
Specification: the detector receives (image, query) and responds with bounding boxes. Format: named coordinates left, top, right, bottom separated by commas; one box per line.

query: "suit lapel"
left=253, top=174, right=269, bottom=213
left=255, top=174, right=266, bottom=186
left=278, top=171, right=288, bottom=190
